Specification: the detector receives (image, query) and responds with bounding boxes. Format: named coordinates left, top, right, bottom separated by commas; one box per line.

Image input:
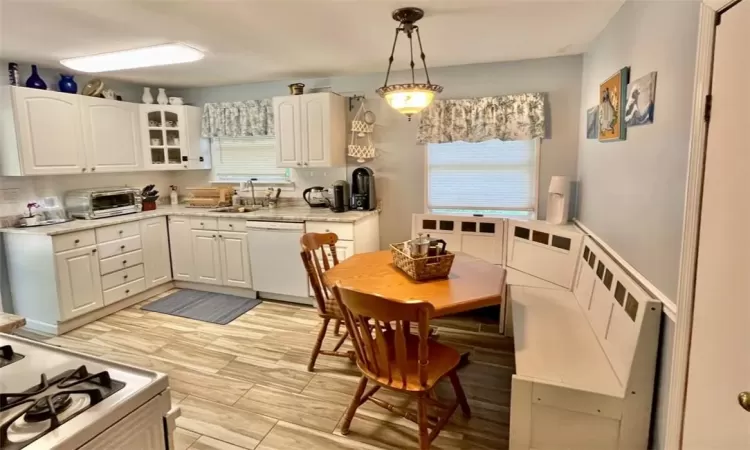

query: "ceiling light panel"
left=60, top=43, right=204, bottom=73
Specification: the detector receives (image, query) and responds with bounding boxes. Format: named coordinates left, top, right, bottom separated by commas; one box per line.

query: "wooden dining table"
left=324, top=250, right=506, bottom=318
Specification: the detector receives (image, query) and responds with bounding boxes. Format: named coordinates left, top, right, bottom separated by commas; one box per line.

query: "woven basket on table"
left=390, top=242, right=455, bottom=281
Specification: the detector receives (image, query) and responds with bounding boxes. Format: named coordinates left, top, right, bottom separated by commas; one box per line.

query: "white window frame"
left=423, top=138, right=541, bottom=218
left=209, top=137, right=292, bottom=186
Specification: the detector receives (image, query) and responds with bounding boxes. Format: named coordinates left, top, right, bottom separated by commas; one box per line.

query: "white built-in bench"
left=508, top=235, right=662, bottom=450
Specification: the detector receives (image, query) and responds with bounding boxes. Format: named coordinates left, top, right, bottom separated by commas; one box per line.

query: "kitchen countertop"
left=0, top=312, right=26, bottom=333
left=0, top=205, right=379, bottom=236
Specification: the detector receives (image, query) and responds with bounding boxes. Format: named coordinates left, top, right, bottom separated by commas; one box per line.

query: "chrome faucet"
left=247, top=178, right=257, bottom=206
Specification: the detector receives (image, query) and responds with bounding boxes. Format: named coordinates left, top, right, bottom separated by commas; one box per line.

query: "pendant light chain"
left=382, top=28, right=401, bottom=88
left=409, top=29, right=416, bottom=84
left=415, top=27, right=432, bottom=85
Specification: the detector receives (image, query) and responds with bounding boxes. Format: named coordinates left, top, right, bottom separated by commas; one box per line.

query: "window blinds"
left=212, top=137, right=288, bottom=182
left=427, top=139, right=538, bottom=215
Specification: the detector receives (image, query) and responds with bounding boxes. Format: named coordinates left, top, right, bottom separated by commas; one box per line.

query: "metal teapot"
left=408, top=233, right=447, bottom=258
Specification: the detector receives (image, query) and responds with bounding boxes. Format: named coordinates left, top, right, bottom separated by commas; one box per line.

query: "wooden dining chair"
left=332, top=284, right=471, bottom=450
left=300, top=232, right=353, bottom=372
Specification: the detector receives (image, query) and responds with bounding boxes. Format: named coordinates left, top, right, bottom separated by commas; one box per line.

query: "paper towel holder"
left=546, top=176, right=571, bottom=225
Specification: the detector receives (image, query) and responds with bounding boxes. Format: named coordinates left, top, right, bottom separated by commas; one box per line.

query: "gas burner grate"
left=0, top=365, right=125, bottom=450
left=0, top=345, right=24, bottom=368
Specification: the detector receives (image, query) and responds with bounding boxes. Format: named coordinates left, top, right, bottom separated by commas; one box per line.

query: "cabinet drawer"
left=218, top=218, right=246, bottom=232
left=99, top=250, right=143, bottom=275
left=190, top=217, right=218, bottom=230
left=101, top=264, right=145, bottom=291
left=53, top=230, right=96, bottom=253
left=103, top=277, right=146, bottom=305
left=305, top=222, right=353, bottom=240
left=98, top=235, right=142, bottom=259
left=95, top=221, right=140, bottom=244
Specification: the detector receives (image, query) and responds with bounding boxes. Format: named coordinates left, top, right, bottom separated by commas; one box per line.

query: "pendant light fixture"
left=376, top=7, right=442, bottom=121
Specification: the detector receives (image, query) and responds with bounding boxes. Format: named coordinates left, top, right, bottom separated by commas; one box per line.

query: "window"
left=211, top=137, right=289, bottom=183
left=426, top=139, right=539, bottom=217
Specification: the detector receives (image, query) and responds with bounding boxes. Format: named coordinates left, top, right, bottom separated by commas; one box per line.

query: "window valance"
left=417, top=93, right=546, bottom=144
left=201, top=100, right=274, bottom=138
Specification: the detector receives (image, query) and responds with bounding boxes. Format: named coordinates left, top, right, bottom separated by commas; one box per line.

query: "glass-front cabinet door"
left=141, top=105, right=188, bottom=170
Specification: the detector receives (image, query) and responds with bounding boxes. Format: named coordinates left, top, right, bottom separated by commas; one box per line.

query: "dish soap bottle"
left=232, top=190, right=241, bottom=207
left=170, top=185, right=179, bottom=206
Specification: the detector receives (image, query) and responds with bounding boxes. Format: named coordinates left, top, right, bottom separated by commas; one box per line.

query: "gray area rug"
left=142, top=289, right=261, bottom=325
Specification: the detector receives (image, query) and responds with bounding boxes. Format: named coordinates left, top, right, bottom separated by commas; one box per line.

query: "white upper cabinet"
left=2, top=87, right=87, bottom=175
left=273, top=93, right=345, bottom=168
left=80, top=96, right=142, bottom=173
left=140, top=104, right=209, bottom=171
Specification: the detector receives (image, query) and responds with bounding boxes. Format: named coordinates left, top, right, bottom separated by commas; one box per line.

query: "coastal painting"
left=625, top=71, right=657, bottom=127
left=586, top=105, right=598, bottom=139
left=599, top=66, right=630, bottom=142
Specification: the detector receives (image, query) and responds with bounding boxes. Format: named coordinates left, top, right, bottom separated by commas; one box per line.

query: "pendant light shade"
left=376, top=7, right=442, bottom=120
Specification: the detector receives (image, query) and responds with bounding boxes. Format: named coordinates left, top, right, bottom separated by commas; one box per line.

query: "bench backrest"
left=506, top=219, right=585, bottom=289
left=572, top=236, right=662, bottom=389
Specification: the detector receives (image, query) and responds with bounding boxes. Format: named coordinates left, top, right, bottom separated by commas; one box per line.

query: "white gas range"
left=0, top=334, right=179, bottom=450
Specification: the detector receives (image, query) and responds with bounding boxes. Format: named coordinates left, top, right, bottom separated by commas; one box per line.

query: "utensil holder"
left=390, top=242, right=454, bottom=281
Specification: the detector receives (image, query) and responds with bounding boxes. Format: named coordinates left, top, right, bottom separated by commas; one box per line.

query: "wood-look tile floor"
left=22, top=289, right=514, bottom=450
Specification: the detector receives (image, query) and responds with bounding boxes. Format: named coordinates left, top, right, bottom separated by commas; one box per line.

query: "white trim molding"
left=573, top=219, right=677, bottom=321
left=665, top=4, right=717, bottom=449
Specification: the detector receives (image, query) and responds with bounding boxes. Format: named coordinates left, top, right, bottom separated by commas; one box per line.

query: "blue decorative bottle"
left=25, top=65, right=47, bottom=90
left=58, top=74, right=77, bottom=94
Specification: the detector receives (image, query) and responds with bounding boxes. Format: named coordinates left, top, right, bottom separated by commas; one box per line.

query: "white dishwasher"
left=246, top=221, right=310, bottom=303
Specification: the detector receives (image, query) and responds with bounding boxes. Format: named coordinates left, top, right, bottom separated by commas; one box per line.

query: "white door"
left=191, top=229, right=222, bottom=285
left=274, top=96, right=301, bottom=167
left=12, top=88, right=87, bottom=175
left=300, top=93, right=330, bottom=167
left=219, top=231, right=252, bottom=289
left=168, top=216, right=193, bottom=281
left=140, top=217, right=172, bottom=288
left=683, top=2, right=750, bottom=448
left=55, top=246, right=103, bottom=320
left=80, top=97, right=141, bottom=172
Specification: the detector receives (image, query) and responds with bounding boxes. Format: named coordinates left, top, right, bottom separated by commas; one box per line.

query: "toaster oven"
left=64, top=187, right=143, bottom=219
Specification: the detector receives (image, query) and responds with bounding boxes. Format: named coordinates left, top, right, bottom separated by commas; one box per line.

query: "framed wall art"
left=599, top=66, right=630, bottom=142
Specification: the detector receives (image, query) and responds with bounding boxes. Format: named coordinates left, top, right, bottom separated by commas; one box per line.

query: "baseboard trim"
left=573, top=219, right=677, bottom=321
left=21, top=318, right=60, bottom=335
left=258, top=291, right=314, bottom=307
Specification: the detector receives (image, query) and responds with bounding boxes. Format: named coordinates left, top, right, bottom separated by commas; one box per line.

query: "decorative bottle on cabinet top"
left=25, top=65, right=47, bottom=90
left=157, top=88, right=168, bottom=105
left=58, top=74, right=77, bottom=94
left=142, top=87, right=154, bottom=104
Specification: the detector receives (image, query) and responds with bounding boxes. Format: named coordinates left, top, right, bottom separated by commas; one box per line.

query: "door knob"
left=739, top=392, right=750, bottom=412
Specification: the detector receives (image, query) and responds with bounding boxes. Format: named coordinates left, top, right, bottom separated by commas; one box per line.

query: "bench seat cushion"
left=510, top=285, right=624, bottom=398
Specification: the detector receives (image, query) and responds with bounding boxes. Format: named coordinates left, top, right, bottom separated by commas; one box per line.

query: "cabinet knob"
left=124, top=274, right=128, bottom=279
left=200, top=222, right=204, bottom=226
left=325, top=229, right=330, bottom=232
left=74, top=239, right=80, bottom=244
left=118, top=230, right=123, bottom=234
left=303, top=162, right=308, bottom=166
left=122, top=260, right=127, bottom=265
left=120, top=245, right=126, bottom=250
left=297, top=162, right=302, bottom=166
left=91, top=167, right=96, bottom=172
left=229, top=224, right=233, bottom=228
left=125, top=289, right=130, bottom=294
left=92, top=249, right=97, bottom=253
left=212, top=234, right=216, bottom=238
left=219, top=235, right=223, bottom=238
left=81, top=168, right=86, bottom=172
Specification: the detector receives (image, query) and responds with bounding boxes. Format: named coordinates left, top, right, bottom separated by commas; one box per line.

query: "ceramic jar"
left=157, top=88, right=168, bottom=105
left=142, top=87, right=154, bottom=104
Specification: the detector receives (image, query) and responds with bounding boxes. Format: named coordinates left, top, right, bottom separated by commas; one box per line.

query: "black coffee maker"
left=351, top=167, right=376, bottom=211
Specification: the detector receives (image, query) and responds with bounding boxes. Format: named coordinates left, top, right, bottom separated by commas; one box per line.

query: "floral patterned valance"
left=417, top=93, right=546, bottom=144
left=201, top=100, right=274, bottom=138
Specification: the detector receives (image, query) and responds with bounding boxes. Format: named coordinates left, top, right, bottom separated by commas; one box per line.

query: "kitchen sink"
left=208, top=205, right=264, bottom=213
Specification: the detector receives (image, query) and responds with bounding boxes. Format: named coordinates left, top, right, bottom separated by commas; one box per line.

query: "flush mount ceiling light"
left=376, top=7, right=442, bottom=121
left=60, top=43, right=204, bottom=73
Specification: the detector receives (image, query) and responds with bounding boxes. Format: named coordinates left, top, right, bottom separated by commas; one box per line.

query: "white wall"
left=575, top=2, right=701, bottom=448
left=175, top=55, right=584, bottom=248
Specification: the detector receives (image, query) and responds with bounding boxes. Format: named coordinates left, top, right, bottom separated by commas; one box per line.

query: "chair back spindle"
left=334, top=285, right=434, bottom=389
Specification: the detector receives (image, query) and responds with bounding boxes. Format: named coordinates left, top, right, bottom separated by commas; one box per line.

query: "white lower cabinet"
left=191, top=229, right=223, bottom=286
left=219, top=231, right=252, bottom=289
left=55, top=246, right=103, bottom=321
left=140, top=217, right=172, bottom=287
left=168, top=216, right=194, bottom=281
